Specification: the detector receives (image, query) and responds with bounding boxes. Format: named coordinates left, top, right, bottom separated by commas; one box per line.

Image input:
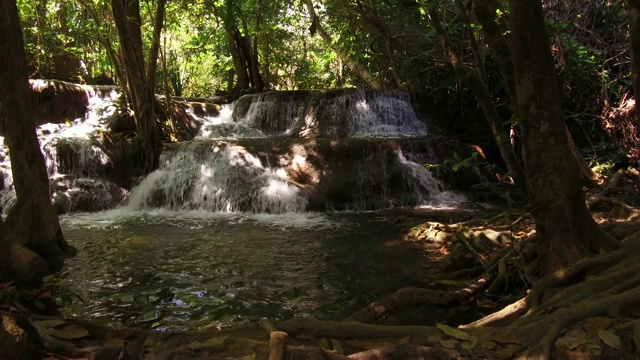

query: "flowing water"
left=56, top=209, right=436, bottom=331
left=0, top=83, right=473, bottom=330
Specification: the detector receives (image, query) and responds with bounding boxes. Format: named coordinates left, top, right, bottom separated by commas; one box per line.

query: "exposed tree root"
left=634, top=321, right=640, bottom=358
left=4, top=206, right=640, bottom=359
left=328, top=345, right=459, bottom=360
left=345, top=273, right=493, bottom=323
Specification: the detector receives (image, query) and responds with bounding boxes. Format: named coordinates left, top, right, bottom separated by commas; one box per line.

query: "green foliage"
left=425, top=151, right=484, bottom=174
left=13, top=0, right=631, bottom=115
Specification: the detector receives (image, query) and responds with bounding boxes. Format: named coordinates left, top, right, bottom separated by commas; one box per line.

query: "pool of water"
left=55, top=209, right=434, bottom=331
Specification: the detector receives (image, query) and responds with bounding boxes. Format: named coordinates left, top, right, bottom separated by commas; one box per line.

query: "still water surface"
left=56, top=209, right=432, bottom=331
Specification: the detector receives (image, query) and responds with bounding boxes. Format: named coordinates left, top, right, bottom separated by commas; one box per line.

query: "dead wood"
left=457, top=229, right=486, bottom=264
left=268, top=331, right=287, bottom=360
left=459, top=297, right=527, bottom=329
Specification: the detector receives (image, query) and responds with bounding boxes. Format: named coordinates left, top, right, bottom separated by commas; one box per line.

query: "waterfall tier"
left=199, top=89, right=428, bottom=139
left=0, top=83, right=470, bottom=214
left=128, top=138, right=449, bottom=212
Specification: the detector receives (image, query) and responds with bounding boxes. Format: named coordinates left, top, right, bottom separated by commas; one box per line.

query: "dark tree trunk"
left=472, top=0, right=517, bottom=108
left=110, top=0, right=163, bottom=172
left=240, top=16, right=265, bottom=91
left=426, top=7, right=527, bottom=195
left=225, top=27, right=251, bottom=99
left=0, top=0, right=75, bottom=280
left=509, top=0, right=619, bottom=274
left=629, top=0, right=640, bottom=127
left=473, top=0, right=595, bottom=184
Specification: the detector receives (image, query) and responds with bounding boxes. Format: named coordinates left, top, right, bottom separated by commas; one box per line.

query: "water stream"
left=1, top=82, right=474, bottom=330
left=56, top=210, right=437, bottom=330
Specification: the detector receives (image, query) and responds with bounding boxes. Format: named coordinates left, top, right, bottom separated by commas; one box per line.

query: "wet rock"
left=107, top=111, right=136, bottom=133
left=51, top=177, right=127, bottom=214
left=31, top=79, right=89, bottom=126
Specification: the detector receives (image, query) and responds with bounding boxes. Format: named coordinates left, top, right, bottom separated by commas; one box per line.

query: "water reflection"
left=56, top=210, right=429, bottom=330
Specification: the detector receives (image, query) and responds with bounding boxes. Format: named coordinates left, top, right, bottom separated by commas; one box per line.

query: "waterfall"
left=196, top=89, right=428, bottom=139
left=309, top=90, right=428, bottom=138
left=128, top=141, right=307, bottom=213
left=0, top=81, right=126, bottom=214
left=126, top=89, right=461, bottom=213
left=0, top=83, right=466, bottom=215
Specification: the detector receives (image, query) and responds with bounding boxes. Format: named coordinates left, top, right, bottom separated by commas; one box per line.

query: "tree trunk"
left=110, top=0, right=162, bottom=172
left=509, top=0, right=619, bottom=274
left=472, top=0, right=517, bottom=109
left=304, top=0, right=383, bottom=89
left=629, top=0, right=640, bottom=127
left=474, top=0, right=595, bottom=185
left=241, top=16, right=265, bottom=91
left=426, top=7, right=527, bottom=195
left=0, top=0, right=75, bottom=276
left=146, top=0, right=166, bottom=92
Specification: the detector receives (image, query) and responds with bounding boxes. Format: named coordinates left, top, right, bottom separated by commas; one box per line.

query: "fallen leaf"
left=556, top=328, right=587, bottom=351
left=584, top=317, right=614, bottom=334
left=586, top=341, right=603, bottom=357
left=32, top=319, right=66, bottom=330
left=331, top=338, right=344, bottom=355
left=436, top=323, right=472, bottom=341
left=318, top=338, right=330, bottom=349
left=479, top=339, right=496, bottom=350
left=598, top=330, right=621, bottom=349
left=425, top=333, right=443, bottom=344
left=397, top=336, right=411, bottom=345
left=439, top=339, right=458, bottom=349
left=461, top=336, right=478, bottom=350
left=49, top=323, right=90, bottom=340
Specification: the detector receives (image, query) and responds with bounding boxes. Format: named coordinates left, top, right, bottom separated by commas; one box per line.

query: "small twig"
left=457, top=229, right=485, bottom=265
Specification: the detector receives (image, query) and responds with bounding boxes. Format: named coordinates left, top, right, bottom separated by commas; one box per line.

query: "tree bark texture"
left=426, top=7, right=526, bottom=194
left=629, top=0, right=640, bottom=127
left=0, top=0, right=75, bottom=272
left=305, top=0, right=383, bottom=89
left=110, top=0, right=162, bottom=172
left=509, top=0, right=618, bottom=274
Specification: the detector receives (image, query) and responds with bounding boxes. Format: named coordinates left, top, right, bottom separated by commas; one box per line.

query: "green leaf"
left=439, top=339, right=458, bottom=349
left=49, top=323, right=90, bottom=340
left=331, top=338, right=344, bottom=355
left=436, top=323, right=472, bottom=341
left=598, top=330, right=621, bottom=349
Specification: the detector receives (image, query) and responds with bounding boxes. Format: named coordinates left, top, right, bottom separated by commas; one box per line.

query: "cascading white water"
left=0, top=81, right=125, bottom=214
left=0, top=83, right=462, bottom=214
left=128, top=89, right=461, bottom=212
left=240, top=91, right=311, bottom=136
left=196, top=89, right=428, bottom=139
left=312, top=90, right=428, bottom=138
left=128, top=141, right=307, bottom=213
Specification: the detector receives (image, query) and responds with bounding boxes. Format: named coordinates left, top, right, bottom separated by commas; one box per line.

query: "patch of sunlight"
left=355, top=100, right=371, bottom=113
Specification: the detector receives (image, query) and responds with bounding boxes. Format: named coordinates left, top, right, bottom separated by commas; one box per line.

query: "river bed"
left=55, top=209, right=441, bottom=331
